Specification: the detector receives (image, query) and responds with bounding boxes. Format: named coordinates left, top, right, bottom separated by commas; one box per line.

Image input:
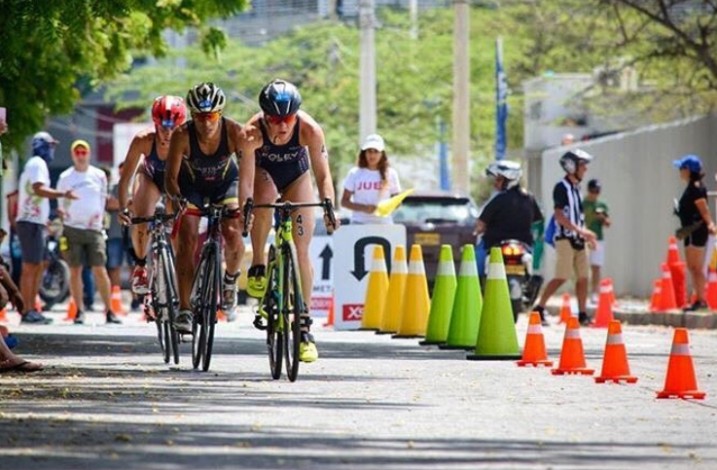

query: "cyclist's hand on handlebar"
left=119, top=208, right=133, bottom=226
left=322, top=198, right=339, bottom=235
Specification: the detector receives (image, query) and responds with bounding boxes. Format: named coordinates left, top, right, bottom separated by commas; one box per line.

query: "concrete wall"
left=538, top=114, right=717, bottom=297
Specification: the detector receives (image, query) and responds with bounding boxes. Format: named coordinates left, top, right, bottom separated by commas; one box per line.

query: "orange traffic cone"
left=551, top=317, right=594, bottom=375
left=657, top=263, right=678, bottom=312
left=34, top=295, right=42, bottom=312
left=592, top=278, right=614, bottom=328
left=516, top=312, right=553, bottom=367
left=64, top=297, right=78, bottom=321
left=665, top=235, right=682, bottom=265
left=323, top=295, right=335, bottom=327
left=706, top=269, right=717, bottom=311
left=670, top=261, right=687, bottom=309
left=649, top=279, right=662, bottom=312
left=217, top=309, right=227, bottom=322
left=558, top=293, right=572, bottom=324
left=657, top=328, right=706, bottom=399
left=110, top=285, right=126, bottom=316
left=595, top=320, right=637, bottom=384
left=0, top=306, right=7, bottom=322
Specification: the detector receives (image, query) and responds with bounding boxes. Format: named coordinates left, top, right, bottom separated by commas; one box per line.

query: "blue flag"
left=495, top=38, right=508, bottom=160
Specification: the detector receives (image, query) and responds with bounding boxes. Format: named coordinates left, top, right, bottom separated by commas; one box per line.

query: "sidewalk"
left=545, top=295, right=717, bottom=329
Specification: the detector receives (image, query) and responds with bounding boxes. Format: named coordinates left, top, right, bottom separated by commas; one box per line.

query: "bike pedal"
left=253, top=316, right=267, bottom=331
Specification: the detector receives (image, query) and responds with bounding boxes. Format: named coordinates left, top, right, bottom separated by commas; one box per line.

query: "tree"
left=0, top=0, right=248, bottom=152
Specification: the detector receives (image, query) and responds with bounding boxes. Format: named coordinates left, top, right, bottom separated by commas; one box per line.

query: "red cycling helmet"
left=151, top=95, right=187, bottom=129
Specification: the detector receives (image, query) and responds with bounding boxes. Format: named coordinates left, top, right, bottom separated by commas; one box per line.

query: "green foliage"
left=0, top=0, right=247, bottom=152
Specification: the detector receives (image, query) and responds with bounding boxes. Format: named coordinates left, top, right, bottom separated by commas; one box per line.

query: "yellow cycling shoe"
left=299, top=333, right=318, bottom=363
left=246, top=265, right=268, bottom=298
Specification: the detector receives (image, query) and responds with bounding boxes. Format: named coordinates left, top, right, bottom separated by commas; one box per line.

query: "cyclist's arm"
left=118, top=132, right=150, bottom=210
left=301, top=114, right=334, bottom=203
left=235, top=121, right=259, bottom=209
left=165, top=124, right=188, bottom=199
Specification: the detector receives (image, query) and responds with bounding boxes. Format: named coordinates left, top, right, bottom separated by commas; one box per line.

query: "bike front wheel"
left=265, top=246, right=283, bottom=380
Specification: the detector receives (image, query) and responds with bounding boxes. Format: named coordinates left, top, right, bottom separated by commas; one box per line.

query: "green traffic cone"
left=467, top=247, right=521, bottom=360
left=439, top=244, right=482, bottom=350
left=420, top=245, right=457, bottom=345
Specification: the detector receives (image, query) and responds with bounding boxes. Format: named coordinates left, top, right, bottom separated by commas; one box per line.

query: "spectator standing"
left=583, top=178, right=611, bottom=304
left=57, top=140, right=121, bottom=324
left=533, top=149, right=597, bottom=326
left=673, top=155, right=717, bottom=311
left=16, top=131, right=77, bottom=324
left=340, top=134, right=401, bottom=224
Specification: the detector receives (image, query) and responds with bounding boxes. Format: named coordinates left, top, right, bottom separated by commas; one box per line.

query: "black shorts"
left=16, top=221, right=47, bottom=264
left=179, top=166, right=239, bottom=209
left=258, top=158, right=310, bottom=193
left=684, top=226, right=709, bottom=248
left=142, top=161, right=166, bottom=193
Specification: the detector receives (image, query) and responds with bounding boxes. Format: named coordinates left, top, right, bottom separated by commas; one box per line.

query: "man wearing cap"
left=584, top=178, right=611, bottom=304
left=57, top=140, right=121, bottom=324
left=16, top=131, right=78, bottom=324
left=674, top=154, right=717, bottom=311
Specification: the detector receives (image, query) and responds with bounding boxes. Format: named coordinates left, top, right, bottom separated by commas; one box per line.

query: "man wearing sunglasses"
left=165, top=82, right=257, bottom=334
left=119, top=96, right=187, bottom=296
left=57, top=140, right=122, bottom=325
left=245, top=79, right=339, bottom=363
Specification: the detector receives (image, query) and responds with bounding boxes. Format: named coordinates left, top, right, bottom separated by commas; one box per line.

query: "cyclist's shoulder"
left=297, top=111, right=324, bottom=139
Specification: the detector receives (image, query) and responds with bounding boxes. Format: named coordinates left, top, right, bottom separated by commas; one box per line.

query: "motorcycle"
left=496, top=239, right=543, bottom=323
left=39, top=219, right=71, bottom=309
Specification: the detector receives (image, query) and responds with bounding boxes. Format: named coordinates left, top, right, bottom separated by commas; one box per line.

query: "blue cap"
left=673, top=154, right=702, bottom=173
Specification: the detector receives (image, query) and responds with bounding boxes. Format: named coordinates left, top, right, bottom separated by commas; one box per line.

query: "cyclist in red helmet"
left=118, top=95, right=187, bottom=295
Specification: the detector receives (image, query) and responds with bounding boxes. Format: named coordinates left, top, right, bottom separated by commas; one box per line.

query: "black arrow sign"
left=319, top=244, right=333, bottom=280
left=352, top=236, right=392, bottom=281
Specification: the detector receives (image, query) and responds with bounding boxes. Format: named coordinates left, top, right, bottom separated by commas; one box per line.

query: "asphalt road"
left=1, top=304, right=716, bottom=470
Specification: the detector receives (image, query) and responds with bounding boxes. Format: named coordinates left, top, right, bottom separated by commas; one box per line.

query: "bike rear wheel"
left=160, top=246, right=181, bottom=365
left=265, top=246, right=283, bottom=380
left=283, top=242, right=303, bottom=382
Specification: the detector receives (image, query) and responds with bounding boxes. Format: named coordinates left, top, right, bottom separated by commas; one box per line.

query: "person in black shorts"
left=244, top=79, right=339, bottom=363
left=165, top=82, right=257, bottom=333
left=674, top=154, right=717, bottom=311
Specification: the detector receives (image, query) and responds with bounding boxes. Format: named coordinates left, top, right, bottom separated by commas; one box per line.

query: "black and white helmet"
left=559, top=149, right=593, bottom=174
left=259, top=79, right=302, bottom=117
left=186, top=82, right=226, bottom=114
left=485, top=160, right=522, bottom=189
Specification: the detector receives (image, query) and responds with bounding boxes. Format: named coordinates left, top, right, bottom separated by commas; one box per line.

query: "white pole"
left=452, top=0, right=470, bottom=194
left=359, top=0, right=377, bottom=142
left=409, top=0, right=418, bottom=40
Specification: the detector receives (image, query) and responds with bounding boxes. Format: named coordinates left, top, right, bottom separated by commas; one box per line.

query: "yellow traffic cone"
left=440, top=244, right=482, bottom=350
left=393, top=244, right=431, bottom=338
left=468, top=247, right=521, bottom=360
left=377, top=245, right=407, bottom=334
left=420, top=245, right=457, bottom=345
left=360, top=245, right=390, bottom=330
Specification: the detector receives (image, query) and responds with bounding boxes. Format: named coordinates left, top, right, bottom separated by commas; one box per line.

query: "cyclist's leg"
left=130, top=173, right=161, bottom=294
left=281, top=173, right=318, bottom=362
left=247, top=170, right=278, bottom=297
left=218, top=176, right=243, bottom=313
left=175, top=211, right=200, bottom=332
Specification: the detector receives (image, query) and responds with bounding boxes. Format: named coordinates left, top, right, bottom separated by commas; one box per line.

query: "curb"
left=545, top=305, right=717, bottom=329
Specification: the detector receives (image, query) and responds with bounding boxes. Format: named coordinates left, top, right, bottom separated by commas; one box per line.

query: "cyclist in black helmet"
left=244, top=78, right=339, bottom=363
left=165, top=82, right=258, bottom=334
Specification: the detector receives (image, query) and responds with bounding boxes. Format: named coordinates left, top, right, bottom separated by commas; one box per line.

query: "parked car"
left=392, top=190, right=479, bottom=291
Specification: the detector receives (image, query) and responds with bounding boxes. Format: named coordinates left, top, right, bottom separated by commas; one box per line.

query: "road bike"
left=246, top=198, right=335, bottom=382
left=129, top=203, right=181, bottom=365
left=189, top=201, right=240, bottom=372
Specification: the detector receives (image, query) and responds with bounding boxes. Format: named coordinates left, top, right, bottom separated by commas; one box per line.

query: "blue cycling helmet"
left=31, top=131, right=58, bottom=163
left=259, top=79, right=302, bottom=117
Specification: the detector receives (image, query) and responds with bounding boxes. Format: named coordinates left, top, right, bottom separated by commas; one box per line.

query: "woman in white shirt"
left=341, top=134, right=401, bottom=224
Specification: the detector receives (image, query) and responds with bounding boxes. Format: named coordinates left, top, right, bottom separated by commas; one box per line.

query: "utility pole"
left=409, top=0, right=418, bottom=40
left=359, top=0, right=377, bottom=142
left=452, top=0, right=470, bottom=194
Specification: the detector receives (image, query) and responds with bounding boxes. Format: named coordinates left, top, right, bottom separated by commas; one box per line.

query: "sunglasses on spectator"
left=73, top=148, right=89, bottom=156
left=265, top=114, right=296, bottom=125
left=193, top=112, right=221, bottom=122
